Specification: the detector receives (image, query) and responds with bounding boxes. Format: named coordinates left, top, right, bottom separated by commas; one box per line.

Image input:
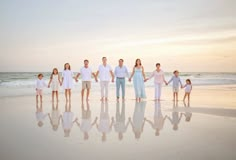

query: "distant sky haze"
left=1, top=0, right=236, bottom=72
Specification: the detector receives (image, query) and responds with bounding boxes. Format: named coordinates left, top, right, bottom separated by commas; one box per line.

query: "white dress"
left=51, top=74, right=60, bottom=91
left=62, top=70, right=74, bottom=89
left=62, top=112, right=74, bottom=130
left=185, top=84, right=192, bottom=93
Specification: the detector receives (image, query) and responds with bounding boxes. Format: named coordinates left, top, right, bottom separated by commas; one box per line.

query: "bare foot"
left=100, top=97, right=104, bottom=101
left=105, top=97, right=108, bottom=101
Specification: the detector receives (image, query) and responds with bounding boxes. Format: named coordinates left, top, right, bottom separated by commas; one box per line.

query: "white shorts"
left=173, top=87, right=179, bottom=93
left=36, top=89, right=43, bottom=96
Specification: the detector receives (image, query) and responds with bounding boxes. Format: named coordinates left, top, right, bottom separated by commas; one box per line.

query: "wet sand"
left=0, top=85, right=236, bottom=160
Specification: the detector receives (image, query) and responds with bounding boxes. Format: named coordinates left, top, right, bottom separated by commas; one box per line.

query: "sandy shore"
left=0, top=85, right=236, bottom=160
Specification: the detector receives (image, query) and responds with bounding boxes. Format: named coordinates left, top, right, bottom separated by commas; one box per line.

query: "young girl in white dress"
left=182, top=79, right=192, bottom=102
left=61, top=63, right=74, bottom=102
left=48, top=68, right=61, bottom=102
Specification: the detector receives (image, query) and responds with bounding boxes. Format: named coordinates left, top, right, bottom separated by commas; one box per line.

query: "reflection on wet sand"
left=48, top=102, right=61, bottom=131
left=129, top=101, right=146, bottom=140
left=61, top=102, right=77, bottom=137
left=167, top=102, right=183, bottom=131
left=145, top=101, right=167, bottom=136
left=75, top=102, right=97, bottom=140
left=34, top=101, right=195, bottom=140
left=96, top=102, right=114, bottom=142
left=113, top=102, right=129, bottom=141
left=35, top=102, right=47, bottom=127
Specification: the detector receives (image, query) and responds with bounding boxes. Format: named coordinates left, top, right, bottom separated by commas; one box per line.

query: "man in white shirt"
left=96, top=57, right=115, bottom=101
left=114, top=59, right=129, bottom=101
left=75, top=60, right=97, bottom=101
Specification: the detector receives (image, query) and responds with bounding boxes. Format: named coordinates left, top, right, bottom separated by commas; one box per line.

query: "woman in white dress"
left=48, top=68, right=61, bottom=102
left=61, top=63, right=74, bottom=102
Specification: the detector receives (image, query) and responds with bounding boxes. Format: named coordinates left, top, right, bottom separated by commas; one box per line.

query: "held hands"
left=111, top=78, right=114, bottom=83
left=128, top=78, right=131, bottom=82
left=144, top=78, right=148, bottom=82
left=48, top=84, right=50, bottom=88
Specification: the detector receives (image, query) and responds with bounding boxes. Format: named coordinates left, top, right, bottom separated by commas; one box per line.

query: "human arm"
left=179, top=78, right=183, bottom=88
left=145, top=71, right=154, bottom=82
left=75, top=73, right=80, bottom=82
left=61, top=72, right=64, bottom=86
left=145, top=118, right=154, bottom=127
left=92, top=72, right=98, bottom=82
left=128, top=67, right=135, bottom=82
left=162, top=73, right=168, bottom=85
left=167, top=76, right=173, bottom=85
left=110, top=117, right=115, bottom=129
left=48, top=77, right=52, bottom=88
left=92, top=117, right=98, bottom=126
left=58, top=74, right=62, bottom=85
left=110, top=70, right=115, bottom=82
left=142, top=66, right=146, bottom=80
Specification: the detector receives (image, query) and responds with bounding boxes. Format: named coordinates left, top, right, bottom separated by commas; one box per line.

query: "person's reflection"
left=167, top=101, right=183, bottom=131
left=75, top=102, right=98, bottom=140
left=113, top=102, right=129, bottom=141
left=36, top=102, right=48, bottom=127
left=48, top=102, right=61, bottom=131
left=96, top=102, right=114, bottom=142
left=61, top=102, right=77, bottom=137
left=183, top=101, right=192, bottom=122
left=145, top=101, right=167, bottom=136
left=129, top=101, right=147, bottom=140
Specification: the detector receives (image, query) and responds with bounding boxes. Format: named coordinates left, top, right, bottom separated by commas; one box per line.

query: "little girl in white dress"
left=182, top=79, right=192, bottom=102
left=61, top=63, right=74, bottom=102
left=48, top=68, right=61, bottom=102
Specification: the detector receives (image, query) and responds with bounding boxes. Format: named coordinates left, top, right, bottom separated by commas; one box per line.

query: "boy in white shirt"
left=75, top=60, right=98, bottom=102
left=35, top=73, right=47, bottom=103
left=96, top=57, right=115, bottom=101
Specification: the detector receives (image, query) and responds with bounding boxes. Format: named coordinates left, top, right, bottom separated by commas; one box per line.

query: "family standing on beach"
left=35, top=57, right=192, bottom=103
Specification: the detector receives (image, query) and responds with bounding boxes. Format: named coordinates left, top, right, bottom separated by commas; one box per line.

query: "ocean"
left=0, top=72, right=236, bottom=97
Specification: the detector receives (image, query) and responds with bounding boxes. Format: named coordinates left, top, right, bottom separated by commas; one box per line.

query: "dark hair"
left=119, top=59, right=124, bottom=62
left=50, top=68, right=58, bottom=79
left=156, top=63, right=160, bottom=67
left=135, top=59, right=141, bottom=67
left=102, top=57, right=106, bottom=60
left=84, top=59, right=89, bottom=63
left=186, top=79, right=191, bottom=84
left=64, top=63, right=71, bottom=70
left=173, top=70, right=179, bottom=74
left=38, top=73, right=43, bottom=78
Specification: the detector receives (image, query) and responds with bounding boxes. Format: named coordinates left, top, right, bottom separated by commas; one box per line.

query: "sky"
left=0, top=0, right=236, bottom=72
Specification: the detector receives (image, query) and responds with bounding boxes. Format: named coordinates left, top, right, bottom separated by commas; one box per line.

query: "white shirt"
left=149, top=70, right=165, bottom=84
left=114, top=65, right=129, bottom=78
left=35, top=79, right=47, bottom=90
left=80, top=67, right=93, bottom=81
left=98, top=64, right=112, bottom=81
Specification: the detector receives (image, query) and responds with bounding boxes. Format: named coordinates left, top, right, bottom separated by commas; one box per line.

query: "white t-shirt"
left=35, top=79, right=47, bottom=90
left=80, top=67, right=92, bottom=81
left=149, top=70, right=165, bottom=84
left=98, top=64, right=112, bottom=81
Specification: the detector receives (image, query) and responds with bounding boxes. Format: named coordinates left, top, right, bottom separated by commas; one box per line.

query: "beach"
left=0, top=79, right=236, bottom=160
